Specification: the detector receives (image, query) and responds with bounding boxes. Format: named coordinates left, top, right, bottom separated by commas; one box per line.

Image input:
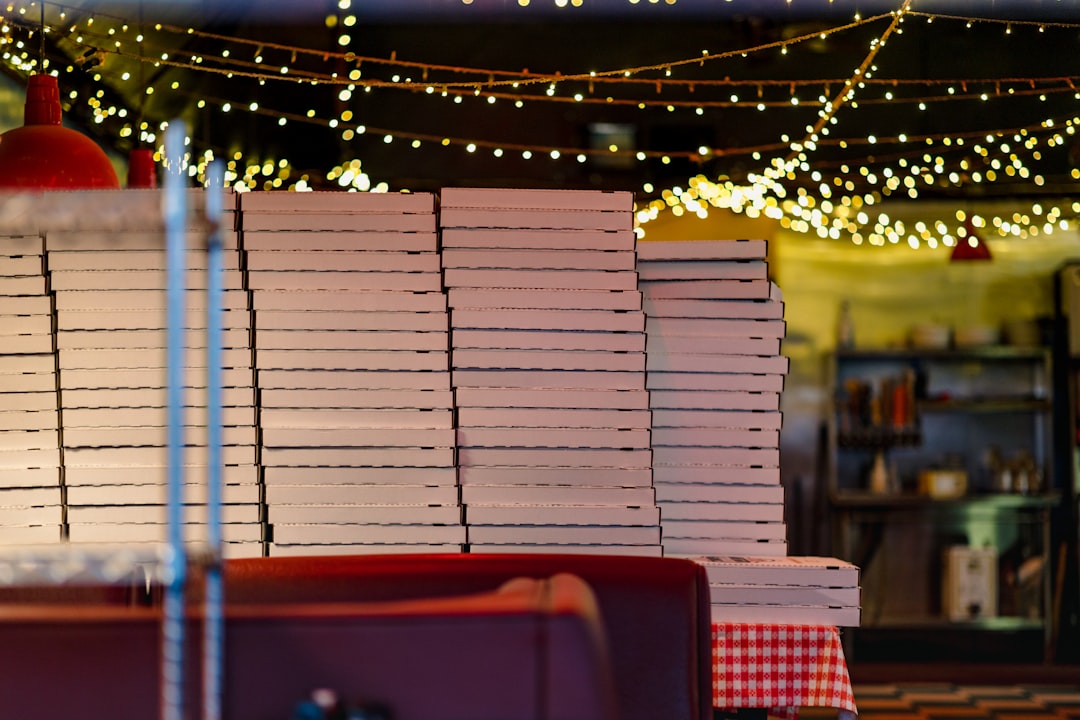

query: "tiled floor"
left=800, top=684, right=1080, bottom=719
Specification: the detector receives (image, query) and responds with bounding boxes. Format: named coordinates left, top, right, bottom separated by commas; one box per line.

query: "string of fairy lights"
left=0, top=0, right=1077, bottom=248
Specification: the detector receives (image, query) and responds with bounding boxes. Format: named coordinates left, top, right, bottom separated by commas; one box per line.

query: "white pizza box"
left=452, top=329, right=644, bottom=353
left=651, top=409, right=783, bottom=430
left=468, top=543, right=663, bottom=557
left=0, top=486, right=61, bottom=506
left=61, top=425, right=257, bottom=449
left=268, top=504, right=462, bottom=526
left=657, top=502, right=784, bottom=523
left=708, top=603, right=861, bottom=627
left=0, top=467, right=59, bottom=489
left=271, top=523, right=466, bottom=545
left=254, top=349, right=447, bottom=372
left=256, top=310, right=447, bottom=333
left=643, top=297, right=784, bottom=321
left=261, top=408, right=453, bottom=430
left=460, top=484, right=654, bottom=506
left=58, top=539, right=263, bottom=560
left=0, top=391, right=56, bottom=415
left=268, top=543, right=464, bottom=557
left=646, top=317, right=786, bottom=339
left=247, top=270, right=441, bottom=293
left=261, top=388, right=453, bottom=410
left=447, top=288, right=642, bottom=311
left=261, top=446, right=455, bottom=468
left=0, top=525, right=61, bottom=544
left=456, top=447, right=650, bottom=469
left=251, top=289, right=446, bottom=313
left=57, top=328, right=251, bottom=351
left=439, top=208, right=630, bottom=232
left=459, top=427, right=650, bottom=450
left=62, top=464, right=258, bottom=487
left=648, top=390, right=780, bottom=412
left=241, top=230, right=437, bottom=253
left=652, top=446, right=780, bottom=467
left=457, top=407, right=651, bottom=430
left=45, top=229, right=239, bottom=252
left=0, top=276, right=45, bottom=295
left=0, top=314, right=52, bottom=335
left=455, top=387, right=648, bottom=410
left=708, top=583, right=860, bottom=607
left=263, top=465, right=458, bottom=486
left=241, top=213, right=436, bottom=233
left=652, top=466, right=781, bottom=485
left=64, top=444, right=256, bottom=466
left=637, top=261, right=768, bottom=282
left=655, top=484, right=784, bottom=505
left=0, top=407, right=58, bottom=432
left=262, top=426, right=455, bottom=448
left=451, top=349, right=645, bottom=373
left=61, top=407, right=256, bottom=431
left=0, top=375, right=55, bottom=393
left=465, top=504, right=659, bottom=526
left=439, top=187, right=632, bottom=212
left=55, top=289, right=250, bottom=313
left=635, top=239, right=768, bottom=261
left=0, top=448, right=60, bottom=469
left=458, top=465, right=653, bottom=488
left=0, top=254, right=42, bottom=275
left=246, top=252, right=440, bottom=274
left=452, top=369, right=644, bottom=391
left=450, top=308, right=644, bottom=334
left=58, top=308, right=253, bottom=332
left=60, top=388, right=255, bottom=409
left=47, top=249, right=242, bottom=272
left=58, top=347, right=252, bottom=371
left=651, top=427, right=780, bottom=448
left=66, top=503, right=260, bottom=525
left=664, top=537, right=787, bottom=557
left=0, top=235, right=43, bottom=253
left=662, top=518, right=788, bottom=539
left=0, top=335, right=52, bottom=355
left=443, top=268, right=637, bottom=292
left=647, top=354, right=789, bottom=376
left=0, top=295, right=50, bottom=315
left=466, top=524, right=661, bottom=545
left=266, top=483, right=459, bottom=506
left=258, top=369, right=449, bottom=392
left=639, top=279, right=772, bottom=300
left=687, top=555, right=860, bottom=588
left=67, top=522, right=263, bottom=544
left=49, top=270, right=244, bottom=292
left=239, top=190, right=435, bottom=214
left=0, top=429, right=59, bottom=451
left=0, top=505, right=63, bottom=526
left=0, top=354, right=55, bottom=374
left=65, top=481, right=261, bottom=505
left=256, top=329, right=447, bottom=352
left=441, top=227, right=634, bottom=252
left=441, top=248, right=635, bottom=272
left=647, top=336, right=781, bottom=357
left=646, top=371, right=784, bottom=393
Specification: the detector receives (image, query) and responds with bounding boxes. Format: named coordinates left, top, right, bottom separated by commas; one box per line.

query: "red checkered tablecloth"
left=712, top=622, right=858, bottom=719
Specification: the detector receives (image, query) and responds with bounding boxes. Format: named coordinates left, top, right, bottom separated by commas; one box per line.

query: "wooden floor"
left=799, top=683, right=1080, bottom=719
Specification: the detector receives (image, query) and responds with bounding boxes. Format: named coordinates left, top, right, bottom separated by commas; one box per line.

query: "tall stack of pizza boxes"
left=440, top=188, right=662, bottom=556
left=239, top=191, right=463, bottom=556
left=0, top=230, right=61, bottom=545
left=48, top=190, right=263, bottom=558
left=637, top=238, right=860, bottom=626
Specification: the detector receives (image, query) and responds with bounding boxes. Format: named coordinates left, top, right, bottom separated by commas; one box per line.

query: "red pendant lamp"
left=0, top=74, right=120, bottom=189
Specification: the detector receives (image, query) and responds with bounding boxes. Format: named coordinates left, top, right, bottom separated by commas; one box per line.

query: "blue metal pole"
left=162, top=121, right=187, bottom=720
left=203, top=160, right=225, bottom=720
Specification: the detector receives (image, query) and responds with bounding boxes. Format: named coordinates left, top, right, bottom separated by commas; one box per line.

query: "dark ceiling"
left=3, top=0, right=1080, bottom=209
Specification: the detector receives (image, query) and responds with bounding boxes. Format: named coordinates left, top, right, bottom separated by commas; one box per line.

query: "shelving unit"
left=825, top=346, right=1059, bottom=662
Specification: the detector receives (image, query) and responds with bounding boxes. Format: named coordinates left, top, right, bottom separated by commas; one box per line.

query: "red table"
left=712, top=622, right=858, bottom=719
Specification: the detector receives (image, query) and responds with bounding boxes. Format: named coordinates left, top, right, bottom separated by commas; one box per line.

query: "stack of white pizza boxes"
left=441, top=187, right=661, bottom=556
left=0, top=231, right=62, bottom=545
left=636, top=239, right=788, bottom=558
left=48, top=189, right=263, bottom=557
left=240, top=191, right=462, bottom=557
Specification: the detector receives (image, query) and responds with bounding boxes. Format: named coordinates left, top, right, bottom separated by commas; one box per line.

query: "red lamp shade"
left=950, top=220, right=992, bottom=262
left=127, top=147, right=157, bottom=188
left=0, top=74, right=120, bottom=190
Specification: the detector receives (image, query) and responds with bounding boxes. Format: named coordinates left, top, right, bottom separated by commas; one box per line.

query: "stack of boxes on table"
left=441, top=188, right=662, bottom=556
left=44, top=190, right=262, bottom=557
left=240, top=192, right=463, bottom=556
